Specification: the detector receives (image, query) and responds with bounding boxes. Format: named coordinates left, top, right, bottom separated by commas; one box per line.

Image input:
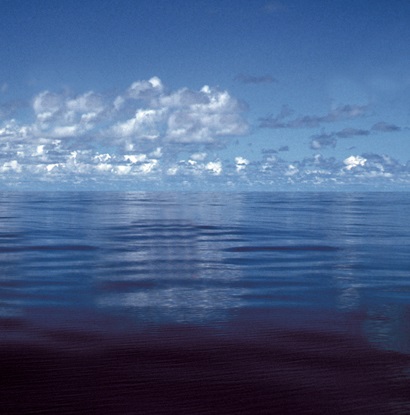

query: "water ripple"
left=225, top=245, right=340, bottom=252
left=0, top=244, right=98, bottom=253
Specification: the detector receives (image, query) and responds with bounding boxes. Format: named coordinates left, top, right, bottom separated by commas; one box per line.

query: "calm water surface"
left=1, top=192, right=409, bottom=414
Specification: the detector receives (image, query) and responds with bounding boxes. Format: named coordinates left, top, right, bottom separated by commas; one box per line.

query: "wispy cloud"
left=309, top=127, right=371, bottom=149
left=235, top=73, right=277, bottom=85
left=335, top=128, right=370, bottom=138
left=0, top=99, right=27, bottom=120
left=371, top=121, right=401, bottom=132
left=259, top=104, right=368, bottom=129
left=261, top=1, right=286, bottom=14
left=261, top=148, right=278, bottom=155
left=309, top=121, right=400, bottom=150
left=310, top=133, right=337, bottom=149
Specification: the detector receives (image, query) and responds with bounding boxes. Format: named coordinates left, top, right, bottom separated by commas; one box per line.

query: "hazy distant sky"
left=1, top=0, right=409, bottom=190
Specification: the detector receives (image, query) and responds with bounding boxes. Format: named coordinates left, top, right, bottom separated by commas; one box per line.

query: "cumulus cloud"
left=0, top=77, right=248, bottom=155
left=164, top=85, right=248, bottom=143
left=150, top=147, right=162, bottom=158
left=33, top=91, right=64, bottom=119
left=0, top=77, right=248, bottom=188
left=111, top=82, right=248, bottom=145
left=126, top=76, right=164, bottom=101
left=0, top=160, right=22, bottom=173
left=164, top=157, right=225, bottom=179
left=260, top=104, right=368, bottom=129
left=235, top=156, right=249, bottom=172
left=112, top=108, right=166, bottom=140
left=0, top=119, right=30, bottom=141
left=343, top=155, right=367, bottom=170
left=124, top=154, right=147, bottom=164
left=0, top=76, right=408, bottom=190
left=205, top=161, right=222, bottom=175
left=32, top=90, right=109, bottom=138
left=360, top=153, right=399, bottom=174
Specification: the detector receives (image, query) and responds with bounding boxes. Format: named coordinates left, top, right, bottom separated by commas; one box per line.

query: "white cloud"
left=94, top=153, right=112, bottom=163
left=343, top=155, right=367, bottom=170
left=138, top=159, right=158, bottom=174
left=46, top=163, right=59, bottom=172
left=156, top=87, right=206, bottom=109
left=66, top=91, right=104, bottom=114
left=112, top=108, right=165, bottom=139
left=205, top=161, right=222, bottom=175
left=1, top=76, right=408, bottom=189
left=190, top=152, right=207, bottom=161
left=31, top=89, right=109, bottom=139
left=113, top=96, right=125, bottom=111
left=235, top=156, right=249, bottom=172
left=127, top=76, right=164, bottom=100
left=33, top=91, right=63, bottom=118
left=165, top=87, right=248, bottom=143
left=0, top=119, right=30, bottom=139
left=285, top=164, right=299, bottom=176
left=111, top=81, right=248, bottom=145
left=115, top=165, right=133, bottom=175
left=33, top=145, right=45, bottom=156
left=124, top=154, right=147, bottom=164
left=95, top=163, right=112, bottom=172
left=167, top=166, right=179, bottom=176
left=150, top=147, right=162, bottom=158
left=52, top=125, right=83, bottom=138
left=22, top=78, right=249, bottom=153
left=0, top=160, right=22, bottom=173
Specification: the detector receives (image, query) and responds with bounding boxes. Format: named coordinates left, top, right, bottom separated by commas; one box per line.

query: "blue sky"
left=1, top=0, right=409, bottom=190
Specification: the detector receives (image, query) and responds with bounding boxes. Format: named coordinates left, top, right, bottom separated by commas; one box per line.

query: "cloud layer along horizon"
left=0, top=77, right=409, bottom=190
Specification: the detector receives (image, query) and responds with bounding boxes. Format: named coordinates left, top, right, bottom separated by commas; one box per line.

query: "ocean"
left=0, top=191, right=409, bottom=414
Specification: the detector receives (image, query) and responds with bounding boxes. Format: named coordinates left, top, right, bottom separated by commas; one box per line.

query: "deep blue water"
left=1, top=192, right=409, bottom=414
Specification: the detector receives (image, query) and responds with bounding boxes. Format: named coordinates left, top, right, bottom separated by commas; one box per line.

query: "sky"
left=0, top=0, right=410, bottom=191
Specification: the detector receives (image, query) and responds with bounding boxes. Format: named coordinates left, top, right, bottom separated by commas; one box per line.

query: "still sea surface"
left=0, top=192, right=409, bottom=414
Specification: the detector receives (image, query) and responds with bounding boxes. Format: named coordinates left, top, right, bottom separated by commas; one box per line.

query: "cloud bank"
left=0, top=77, right=409, bottom=190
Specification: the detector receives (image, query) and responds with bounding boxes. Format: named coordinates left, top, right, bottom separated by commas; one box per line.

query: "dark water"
left=1, top=192, right=409, bottom=414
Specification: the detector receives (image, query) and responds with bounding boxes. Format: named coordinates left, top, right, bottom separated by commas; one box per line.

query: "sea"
left=0, top=191, right=409, bottom=414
